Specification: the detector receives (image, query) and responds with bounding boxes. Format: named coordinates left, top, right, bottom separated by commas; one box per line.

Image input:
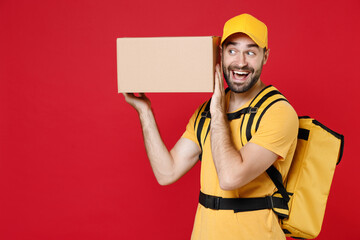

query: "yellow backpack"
left=195, top=85, right=344, bottom=239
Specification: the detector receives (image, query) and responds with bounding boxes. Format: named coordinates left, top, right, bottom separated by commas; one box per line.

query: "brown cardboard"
left=117, top=36, right=220, bottom=93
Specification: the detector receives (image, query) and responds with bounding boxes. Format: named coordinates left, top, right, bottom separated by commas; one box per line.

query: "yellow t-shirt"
left=182, top=90, right=299, bottom=240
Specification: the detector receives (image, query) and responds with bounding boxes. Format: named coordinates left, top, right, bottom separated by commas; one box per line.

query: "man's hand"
left=210, top=64, right=226, bottom=117
left=123, top=93, right=151, bottom=114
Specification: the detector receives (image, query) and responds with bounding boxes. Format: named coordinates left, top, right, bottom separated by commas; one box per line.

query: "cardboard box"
left=117, top=36, right=220, bottom=93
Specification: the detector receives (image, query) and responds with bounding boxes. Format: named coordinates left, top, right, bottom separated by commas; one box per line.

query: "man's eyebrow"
left=224, top=42, right=259, bottom=49
left=224, top=41, right=238, bottom=47
left=247, top=44, right=260, bottom=49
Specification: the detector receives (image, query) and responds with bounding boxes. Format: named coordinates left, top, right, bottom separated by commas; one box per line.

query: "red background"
left=1, top=0, right=359, bottom=239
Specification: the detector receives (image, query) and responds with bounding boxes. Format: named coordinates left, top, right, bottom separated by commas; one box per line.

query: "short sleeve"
left=249, top=101, right=299, bottom=159
left=181, top=104, right=204, bottom=147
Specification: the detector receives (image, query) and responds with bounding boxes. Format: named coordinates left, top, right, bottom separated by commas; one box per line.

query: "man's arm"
left=209, top=66, right=279, bottom=191
left=123, top=93, right=200, bottom=185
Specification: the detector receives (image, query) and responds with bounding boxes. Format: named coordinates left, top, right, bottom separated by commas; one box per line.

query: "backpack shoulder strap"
left=239, top=85, right=289, bottom=146
left=194, top=88, right=231, bottom=160
left=194, top=99, right=211, bottom=161
left=239, top=85, right=291, bottom=214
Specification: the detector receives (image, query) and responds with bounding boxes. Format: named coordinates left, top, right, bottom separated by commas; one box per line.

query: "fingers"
left=214, top=64, right=219, bottom=92
left=215, top=64, right=221, bottom=80
left=139, top=93, right=149, bottom=101
left=122, top=92, right=138, bottom=105
left=210, top=63, right=226, bottom=114
left=123, top=93, right=147, bottom=101
left=214, top=64, right=224, bottom=95
left=122, top=92, right=132, bottom=101
left=122, top=92, right=151, bottom=113
left=216, top=64, right=224, bottom=90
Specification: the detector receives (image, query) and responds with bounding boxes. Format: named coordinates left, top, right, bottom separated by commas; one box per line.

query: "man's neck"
left=228, top=80, right=266, bottom=112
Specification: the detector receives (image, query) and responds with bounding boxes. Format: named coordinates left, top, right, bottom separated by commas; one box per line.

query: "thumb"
left=214, top=64, right=223, bottom=93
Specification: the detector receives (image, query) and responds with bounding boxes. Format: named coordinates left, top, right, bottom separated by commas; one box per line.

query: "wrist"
left=138, top=105, right=153, bottom=118
left=211, top=108, right=226, bottom=121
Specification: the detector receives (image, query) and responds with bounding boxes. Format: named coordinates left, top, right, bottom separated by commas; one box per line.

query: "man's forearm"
left=209, top=64, right=245, bottom=190
left=138, top=108, right=175, bottom=185
left=210, top=111, right=244, bottom=190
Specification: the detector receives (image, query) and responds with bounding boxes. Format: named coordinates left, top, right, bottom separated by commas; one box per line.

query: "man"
left=123, top=13, right=298, bottom=240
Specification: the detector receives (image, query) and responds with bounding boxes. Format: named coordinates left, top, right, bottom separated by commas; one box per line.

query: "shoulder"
left=256, top=99, right=299, bottom=139
left=265, top=100, right=297, bottom=120
left=251, top=100, right=298, bottom=158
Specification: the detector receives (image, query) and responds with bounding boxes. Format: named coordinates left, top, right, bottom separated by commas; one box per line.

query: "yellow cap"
left=221, top=13, right=268, bottom=49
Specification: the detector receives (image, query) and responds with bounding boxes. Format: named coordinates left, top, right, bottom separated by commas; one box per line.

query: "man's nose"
left=235, top=53, right=248, bottom=68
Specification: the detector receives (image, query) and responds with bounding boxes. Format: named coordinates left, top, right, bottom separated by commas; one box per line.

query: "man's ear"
left=263, top=48, right=270, bottom=64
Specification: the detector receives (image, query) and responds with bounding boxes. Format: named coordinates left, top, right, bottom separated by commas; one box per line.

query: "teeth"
left=233, top=71, right=248, bottom=75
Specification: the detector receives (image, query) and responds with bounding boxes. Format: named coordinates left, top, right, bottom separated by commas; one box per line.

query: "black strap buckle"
left=205, top=194, right=221, bottom=210
left=248, top=107, right=258, bottom=114
left=265, top=195, right=274, bottom=209
left=201, top=111, right=211, bottom=118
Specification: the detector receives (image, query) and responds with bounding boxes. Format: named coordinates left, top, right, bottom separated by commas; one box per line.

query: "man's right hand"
left=123, top=93, right=151, bottom=114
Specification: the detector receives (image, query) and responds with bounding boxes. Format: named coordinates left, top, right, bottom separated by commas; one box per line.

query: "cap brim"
left=221, top=31, right=266, bottom=49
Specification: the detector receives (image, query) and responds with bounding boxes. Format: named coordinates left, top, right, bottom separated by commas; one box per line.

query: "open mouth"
left=232, top=70, right=250, bottom=81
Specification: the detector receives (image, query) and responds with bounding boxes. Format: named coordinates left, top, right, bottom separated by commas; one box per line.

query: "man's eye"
left=229, top=49, right=236, bottom=54
left=247, top=51, right=255, bottom=56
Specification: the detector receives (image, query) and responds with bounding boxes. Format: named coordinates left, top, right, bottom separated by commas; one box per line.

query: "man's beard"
left=222, top=60, right=264, bottom=93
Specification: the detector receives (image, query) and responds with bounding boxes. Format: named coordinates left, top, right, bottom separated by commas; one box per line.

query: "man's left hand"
left=210, top=64, right=226, bottom=117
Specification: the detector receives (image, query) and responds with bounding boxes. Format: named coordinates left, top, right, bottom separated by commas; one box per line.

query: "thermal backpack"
left=195, top=85, right=344, bottom=239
